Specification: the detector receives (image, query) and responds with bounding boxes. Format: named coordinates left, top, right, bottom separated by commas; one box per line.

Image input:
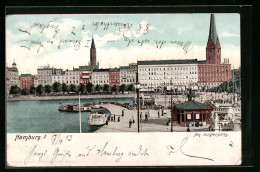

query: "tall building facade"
left=109, top=68, right=120, bottom=87
left=92, top=69, right=109, bottom=85
left=90, top=37, right=96, bottom=66
left=51, top=68, right=66, bottom=84
left=65, top=68, right=79, bottom=85
left=137, top=59, right=199, bottom=91
left=20, top=74, right=34, bottom=90
left=198, top=14, right=231, bottom=88
left=6, top=62, right=19, bottom=94
left=120, top=63, right=137, bottom=85
left=36, top=65, right=53, bottom=87
left=79, top=66, right=93, bottom=85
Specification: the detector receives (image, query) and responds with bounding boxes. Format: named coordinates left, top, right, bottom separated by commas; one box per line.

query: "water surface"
left=7, top=98, right=133, bottom=133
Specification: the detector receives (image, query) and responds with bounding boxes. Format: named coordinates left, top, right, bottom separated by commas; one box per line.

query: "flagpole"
left=79, top=94, right=82, bottom=133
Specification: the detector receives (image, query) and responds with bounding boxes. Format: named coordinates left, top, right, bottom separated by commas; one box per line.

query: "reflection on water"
left=7, top=98, right=133, bottom=133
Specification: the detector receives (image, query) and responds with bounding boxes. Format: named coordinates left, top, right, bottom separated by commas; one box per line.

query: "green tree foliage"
left=103, top=84, right=110, bottom=93
left=111, top=85, right=118, bottom=93
left=86, top=83, right=94, bottom=93
left=62, top=83, right=70, bottom=93
left=52, top=82, right=62, bottom=92
left=36, top=84, right=45, bottom=95
left=78, top=84, right=86, bottom=94
left=119, top=84, right=127, bottom=93
left=44, top=85, right=53, bottom=94
left=95, top=84, right=102, bottom=93
left=21, top=88, right=29, bottom=95
left=70, top=84, right=78, bottom=93
left=29, top=87, right=36, bottom=94
left=127, top=84, right=135, bottom=92
left=9, top=85, right=21, bottom=95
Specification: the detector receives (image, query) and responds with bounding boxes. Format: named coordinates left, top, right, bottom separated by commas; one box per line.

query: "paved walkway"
left=95, top=104, right=209, bottom=133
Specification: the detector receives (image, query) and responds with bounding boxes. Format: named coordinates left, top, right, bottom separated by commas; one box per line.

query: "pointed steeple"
left=209, top=14, right=218, bottom=46
left=91, top=36, right=95, bottom=49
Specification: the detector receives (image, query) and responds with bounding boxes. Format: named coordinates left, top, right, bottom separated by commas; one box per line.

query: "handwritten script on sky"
left=15, top=18, right=194, bottom=53
left=6, top=14, right=240, bottom=74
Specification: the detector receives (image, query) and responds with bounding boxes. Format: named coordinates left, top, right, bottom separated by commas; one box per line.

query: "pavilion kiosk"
left=171, top=89, right=214, bottom=127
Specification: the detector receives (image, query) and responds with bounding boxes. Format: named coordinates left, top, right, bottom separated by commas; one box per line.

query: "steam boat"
left=88, top=110, right=109, bottom=126
left=58, top=104, right=91, bottom=112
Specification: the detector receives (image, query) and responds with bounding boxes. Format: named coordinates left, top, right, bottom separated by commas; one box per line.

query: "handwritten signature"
left=167, top=137, right=214, bottom=161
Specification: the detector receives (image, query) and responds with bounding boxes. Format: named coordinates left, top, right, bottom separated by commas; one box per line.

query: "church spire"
left=209, top=14, right=218, bottom=46
left=90, top=36, right=96, bottom=66
left=91, top=36, right=95, bottom=49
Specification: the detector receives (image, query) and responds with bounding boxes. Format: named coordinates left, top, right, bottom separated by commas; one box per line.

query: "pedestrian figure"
left=122, top=109, right=124, bottom=117
left=161, top=109, right=164, bottom=116
left=145, top=113, right=148, bottom=121
left=114, top=115, right=116, bottom=122
left=158, top=111, right=160, bottom=118
left=133, top=118, right=135, bottom=123
left=129, top=119, right=132, bottom=128
left=118, top=116, right=120, bottom=122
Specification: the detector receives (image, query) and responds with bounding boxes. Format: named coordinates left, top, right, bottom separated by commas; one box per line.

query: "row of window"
left=146, top=71, right=197, bottom=75
left=200, top=73, right=228, bottom=77
left=199, top=68, right=229, bottom=72
left=38, top=71, right=52, bottom=75
left=93, top=80, right=109, bottom=84
left=66, top=73, right=79, bottom=75
left=141, top=76, right=197, bottom=80
left=121, top=79, right=135, bottom=83
left=199, top=78, right=228, bottom=81
left=121, top=71, right=136, bottom=74
left=110, top=75, right=119, bottom=78
left=139, top=66, right=197, bottom=72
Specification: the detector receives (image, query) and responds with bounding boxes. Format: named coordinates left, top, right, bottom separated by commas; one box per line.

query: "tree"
left=127, top=84, right=135, bottom=92
left=70, top=84, right=78, bottom=93
left=29, top=87, right=36, bottom=95
left=9, top=85, right=21, bottom=95
left=62, top=83, right=70, bottom=94
left=36, top=84, right=45, bottom=95
left=21, top=88, right=29, bottom=95
left=52, top=82, right=62, bottom=92
left=95, top=84, right=102, bottom=93
left=44, top=85, right=53, bottom=94
left=78, top=84, right=86, bottom=94
left=86, top=83, right=94, bottom=94
left=119, top=84, right=127, bottom=93
left=111, top=85, right=118, bottom=93
left=103, top=84, right=110, bottom=93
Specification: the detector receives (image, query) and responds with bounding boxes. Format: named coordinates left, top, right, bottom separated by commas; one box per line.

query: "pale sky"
left=6, top=13, right=240, bottom=75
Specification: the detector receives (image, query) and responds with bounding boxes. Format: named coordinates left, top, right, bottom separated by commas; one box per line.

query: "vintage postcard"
left=6, top=12, right=241, bottom=166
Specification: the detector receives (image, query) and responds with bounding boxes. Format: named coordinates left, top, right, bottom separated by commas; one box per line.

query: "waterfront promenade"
left=7, top=93, right=135, bottom=101
left=96, top=104, right=209, bottom=132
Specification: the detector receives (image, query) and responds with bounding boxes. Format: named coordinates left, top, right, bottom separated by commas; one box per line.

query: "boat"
left=58, top=104, right=91, bottom=112
left=88, top=110, right=109, bottom=126
left=91, top=104, right=101, bottom=109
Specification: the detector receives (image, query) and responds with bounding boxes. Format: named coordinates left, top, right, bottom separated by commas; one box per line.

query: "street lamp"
left=170, top=79, right=173, bottom=132
left=136, top=72, right=140, bottom=133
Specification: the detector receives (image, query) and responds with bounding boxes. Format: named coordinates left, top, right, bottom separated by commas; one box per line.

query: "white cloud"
left=177, top=26, right=192, bottom=35
left=93, top=32, right=122, bottom=47
left=220, top=32, right=240, bottom=38
left=221, top=44, right=241, bottom=68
